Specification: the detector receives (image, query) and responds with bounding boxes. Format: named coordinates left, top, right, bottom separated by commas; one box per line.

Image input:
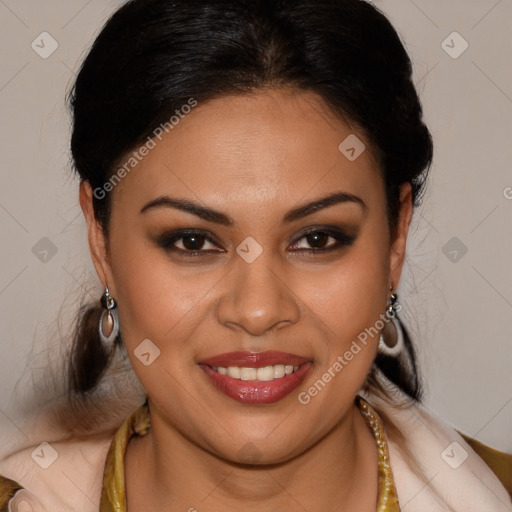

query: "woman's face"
left=81, top=87, right=412, bottom=463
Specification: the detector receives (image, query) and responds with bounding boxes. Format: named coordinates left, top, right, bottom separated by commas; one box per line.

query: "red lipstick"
left=199, top=351, right=312, bottom=405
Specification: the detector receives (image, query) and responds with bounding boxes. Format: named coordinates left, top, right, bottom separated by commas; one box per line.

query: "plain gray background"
left=0, top=0, right=511, bottom=451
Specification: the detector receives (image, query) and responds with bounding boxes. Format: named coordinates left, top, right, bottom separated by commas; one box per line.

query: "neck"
left=125, top=402, right=378, bottom=512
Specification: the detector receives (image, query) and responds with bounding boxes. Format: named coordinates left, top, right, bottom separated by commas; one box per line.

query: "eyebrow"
left=139, top=191, right=367, bottom=225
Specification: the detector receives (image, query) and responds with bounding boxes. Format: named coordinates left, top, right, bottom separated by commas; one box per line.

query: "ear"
left=79, top=181, right=113, bottom=289
left=389, top=182, right=413, bottom=289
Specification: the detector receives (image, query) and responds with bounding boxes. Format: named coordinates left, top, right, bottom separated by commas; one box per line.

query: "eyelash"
left=156, top=227, right=356, bottom=258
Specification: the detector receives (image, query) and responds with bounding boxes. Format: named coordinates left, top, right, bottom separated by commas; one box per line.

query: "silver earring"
left=99, top=285, right=119, bottom=352
left=378, top=291, right=404, bottom=357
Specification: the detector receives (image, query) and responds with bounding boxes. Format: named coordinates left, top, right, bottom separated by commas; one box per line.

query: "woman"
left=0, top=0, right=510, bottom=511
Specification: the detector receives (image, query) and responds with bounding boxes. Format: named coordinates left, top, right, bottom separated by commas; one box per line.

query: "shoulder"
left=458, top=432, right=512, bottom=498
left=372, top=397, right=512, bottom=511
left=0, top=433, right=113, bottom=512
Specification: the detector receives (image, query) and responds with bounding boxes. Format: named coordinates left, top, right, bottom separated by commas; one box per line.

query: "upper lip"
left=199, top=350, right=311, bottom=368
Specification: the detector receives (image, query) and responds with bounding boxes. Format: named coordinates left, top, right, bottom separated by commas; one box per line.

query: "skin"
left=80, top=87, right=413, bottom=511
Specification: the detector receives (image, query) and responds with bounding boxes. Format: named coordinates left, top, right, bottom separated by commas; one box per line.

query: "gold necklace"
left=357, top=396, right=401, bottom=511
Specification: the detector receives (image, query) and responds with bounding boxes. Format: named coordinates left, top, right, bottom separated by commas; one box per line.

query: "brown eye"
left=289, top=227, right=356, bottom=253
left=157, top=230, right=222, bottom=257
left=305, top=231, right=330, bottom=249
left=181, top=234, right=207, bottom=251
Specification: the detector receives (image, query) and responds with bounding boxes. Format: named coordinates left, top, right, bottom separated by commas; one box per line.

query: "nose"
left=216, top=255, right=301, bottom=336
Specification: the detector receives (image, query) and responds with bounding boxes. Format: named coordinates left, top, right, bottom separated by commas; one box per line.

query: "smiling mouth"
left=199, top=360, right=313, bottom=405
left=198, top=350, right=313, bottom=404
left=208, top=363, right=302, bottom=381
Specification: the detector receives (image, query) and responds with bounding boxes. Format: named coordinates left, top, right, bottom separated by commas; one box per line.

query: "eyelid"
left=290, top=225, right=355, bottom=241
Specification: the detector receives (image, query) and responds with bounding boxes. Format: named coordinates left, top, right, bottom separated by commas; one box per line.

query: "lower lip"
left=200, top=362, right=313, bottom=405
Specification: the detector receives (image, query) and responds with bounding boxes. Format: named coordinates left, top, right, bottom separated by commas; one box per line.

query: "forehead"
left=111, top=88, right=383, bottom=213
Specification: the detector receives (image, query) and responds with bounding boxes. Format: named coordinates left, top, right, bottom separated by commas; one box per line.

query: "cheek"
left=108, top=227, right=207, bottom=353
left=292, top=232, right=390, bottom=431
left=108, top=237, right=214, bottom=411
left=300, top=232, right=390, bottom=346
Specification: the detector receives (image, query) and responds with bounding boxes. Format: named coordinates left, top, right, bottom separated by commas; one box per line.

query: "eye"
left=289, top=227, right=356, bottom=253
left=157, top=230, right=223, bottom=257
left=156, top=226, right=356, bottom=259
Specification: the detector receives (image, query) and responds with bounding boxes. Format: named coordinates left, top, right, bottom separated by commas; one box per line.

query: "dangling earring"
left=99, top=285, right=119, bottom=353
left=378, top=288, right=404, bottom=357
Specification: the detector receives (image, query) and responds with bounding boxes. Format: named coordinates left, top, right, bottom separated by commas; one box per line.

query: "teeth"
left=257, top=366, right=275, bottom=381
left=227, top=366, right=241, bottom=379
left=213, top=363, right=302, bottom=381
left=274, top=364, right=285, bottom=378
left=240, top=367, right=257, bottom=380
